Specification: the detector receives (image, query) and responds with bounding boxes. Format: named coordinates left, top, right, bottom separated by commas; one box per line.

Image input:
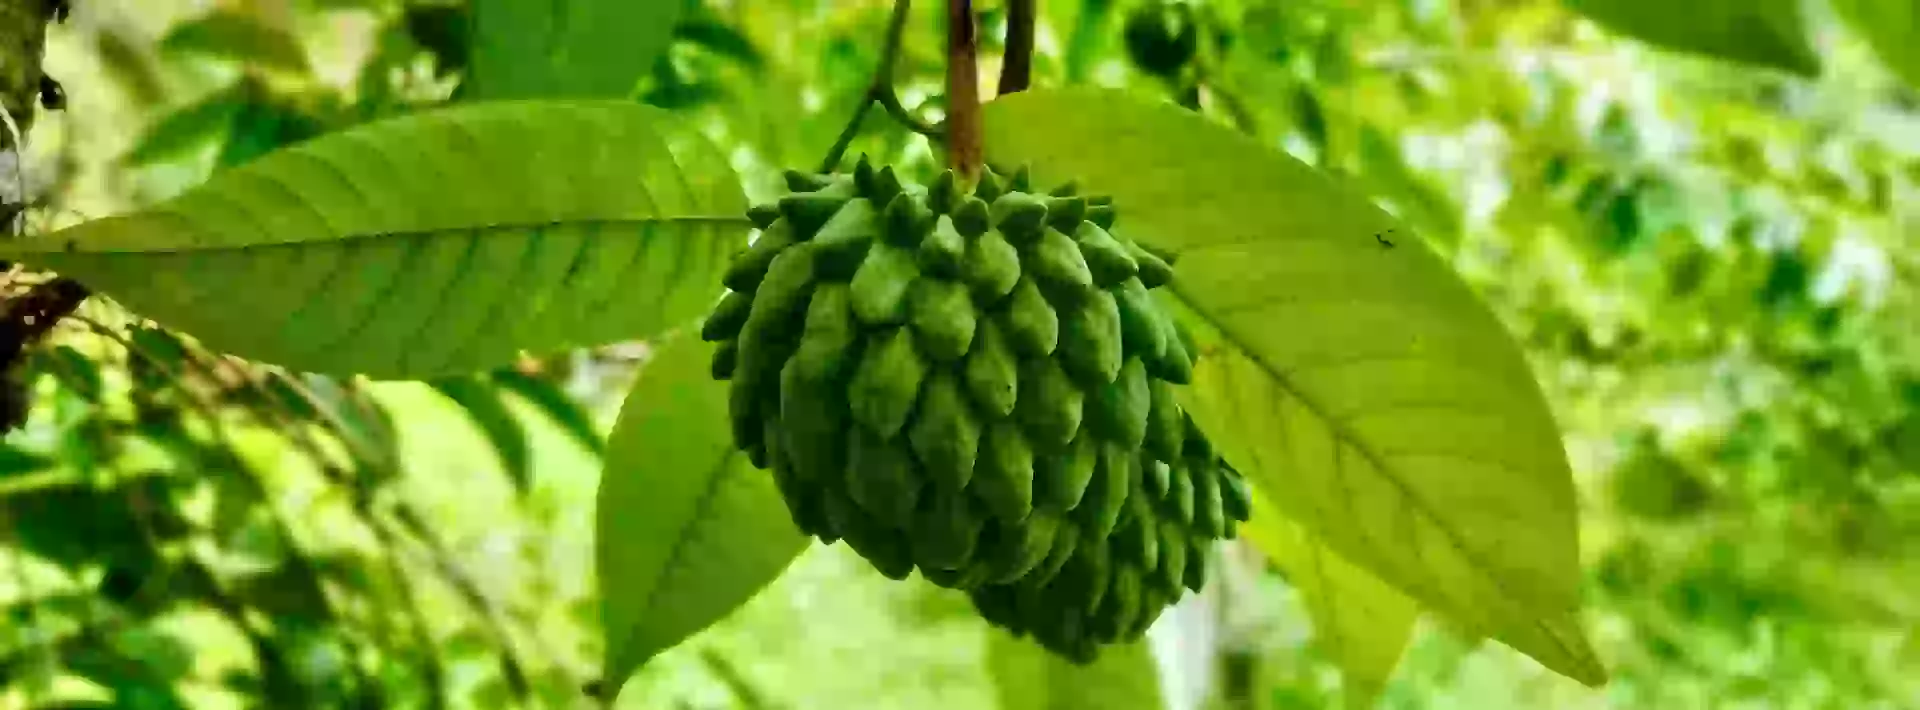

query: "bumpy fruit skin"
left=704, top=157, right=1251, bottom=663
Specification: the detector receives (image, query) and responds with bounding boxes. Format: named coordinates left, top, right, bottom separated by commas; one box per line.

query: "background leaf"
left=1561, top=0, right=1818, bottom=76
left=981, top=87, right=1605, bottom=687
left=430, top=375, right=533, bottom=495
left=468, top=0, right=688, bottom=99
left=1832, top=0, right=1920, bottom=90
left=2, top=101, right=748, bottom=379
left=492, top=368, right=608, bottom=456
left=987, top=631, right=1163, bottom=710
left=158, top=11, right=310, bottom=74
left=597, top=334, right=807, bottom=695
left=1242, top=494, right=1418, bottom=708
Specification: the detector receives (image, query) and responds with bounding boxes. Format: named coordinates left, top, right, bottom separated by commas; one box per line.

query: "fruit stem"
left=945, top=0, right=984, bottom=181
left=998, top=0, right=1036, bottom=94
left=817, top=0, right=941, bottom=173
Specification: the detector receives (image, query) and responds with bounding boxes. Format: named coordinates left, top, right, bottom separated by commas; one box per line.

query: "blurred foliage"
left=3, top=0, right=1915, bottom=708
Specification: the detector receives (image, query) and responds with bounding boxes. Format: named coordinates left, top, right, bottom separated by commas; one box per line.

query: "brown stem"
left=945, top=0, right=983, bottom=180
left=998, top=0, right=1036, bottom=94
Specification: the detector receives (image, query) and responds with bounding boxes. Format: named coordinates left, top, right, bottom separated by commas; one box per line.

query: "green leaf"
left=468, top=0, right=688, bottom=99
left=124, top=89, right=244, bottom=166
left=159, top=11, right=311, bottom=74
left=1562, top=0, right=1818, bottom=76
left=1, top=101, right=748, bottom=379
left=492, top=369, right=607, bottom=456
left=1243, top=494, right=1416, bottom=708
left=431, top=375, right=533, bottom=495
left=1832, top=0, right=1920, bottom=89
left=987, top=629, right=1162, bottom=710
left=598, top=333, right=806, bottom=693
left=982, top=87, right=1606, bottom=687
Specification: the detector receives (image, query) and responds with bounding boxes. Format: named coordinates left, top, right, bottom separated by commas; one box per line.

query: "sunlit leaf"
left=598, top=333, right=807, bottom=693
left=1242, top=494, right=1417, bottom=708
left=1562, top=0, right=1818, bottom=76
left=1832, top=0, right=1920, bottom=90
left=468, top=0, right=687, bottom=99
left=159, top=11, right=310, bottom=74
left=982, top=87, right=1606, bottom=687
left=432, top=375, right=533, bottom=494
left=987, top=629, right=1162, bottom=710
left=0, top=101, right=748, bottom=378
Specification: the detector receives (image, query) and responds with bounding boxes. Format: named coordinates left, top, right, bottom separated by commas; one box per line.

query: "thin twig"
left=818, top=0, right=935, bottom=172
left=997, top=0, right=1035, bottom=94
left=945, top=0, right=983, bottom=178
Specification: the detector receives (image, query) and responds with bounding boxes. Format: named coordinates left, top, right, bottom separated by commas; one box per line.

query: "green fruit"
left=963, top=229, right=1023, bottom=304
left=1183, top=539, right=1208, bottom=592
left=1015, top=355, right=1084, bottom=450
left=1153, top=520, right=1186, bottom=594
left=1029, top=522, right=1079, bottom=587
left=1145, top=379, right=1185, bottom=462
left=909, top=278, right=977, bottom=362
left=824, top=491, right=914, bottom=580
left=702, top=290, right=753, bottom=341
left=1115, top=515, right=1159, bottom=571
left=1124, top=239, right=1173, bottom=288
left=846, top=425, right=924, bottom=529
left=1035, top=431, right=1098, bottom=512
left=964, top=319, right=1020, bottom=418
left=1165, top=462, right=1194, bottom=525
left=909, top=371, right=982, bottom=492
left=998, top=277, right=1059, bottom=357
left=711, top=339, right=738, bottom=380
left=716, top=163, right=1240, bottom=663
left=1219, top=466, right=1251, bottom=521
left=986, top=510, right=1059, bottom=583
left=913, top=493, right=986, bottom=572
left=846, top=327, right=926, bottom=439
left=920, top=215, right=967, bottom=275
left=884, top=191, right=934, bottom=247
left=849, top=243, right=920, bottom=326
left=1190, top=460, right=1224, bottom=538
left=1059, top=289, right=1124, bottom=386
left=1094, top=566, right=1142, bottom=642
left=812, top=198, right=880, bottom=276
left=992, top=192, right=1049, bottom=242
left=974, top=420, right=1036, bottom=522
left=1074, top=223, right=1138, bottom=287
left=1089, top=357, right=1150, bottom=449
left=779, top=192, right=851, bottom=237
left=1029, top=227, right=1095, bottom=298
left=1142, top=459, right=1172, bottom=499
left=792, top=283, right=858, bottom=382
left=1112, top=278, right=1167, bottom=362
left=1075, top=443, right=1131, bottom=540
left=723, top=219, right=796, bottom=292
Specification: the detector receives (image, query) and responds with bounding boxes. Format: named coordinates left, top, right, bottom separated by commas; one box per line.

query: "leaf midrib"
left=27, top=215, right=753, bottom=256
left=613, top=448, right=743, bottom=672
left=1167, top=281, right=1575, bottom=623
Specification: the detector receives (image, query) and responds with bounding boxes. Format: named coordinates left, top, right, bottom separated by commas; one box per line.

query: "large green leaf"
left=468, top=0, right=687, bottom=100
left=1562, top=0, right=1818, bottom=76
left=1, top=101, right=748, bottom=379
left=982, top=88, right=1605, bottom=687
left=1242, top=494, right=1417, bottom=708
left=1833, top=0, right=1920, bottom=90
left=987, top=630, right=1162, bottom=710
left=597, top=333, right=807, bottom=694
